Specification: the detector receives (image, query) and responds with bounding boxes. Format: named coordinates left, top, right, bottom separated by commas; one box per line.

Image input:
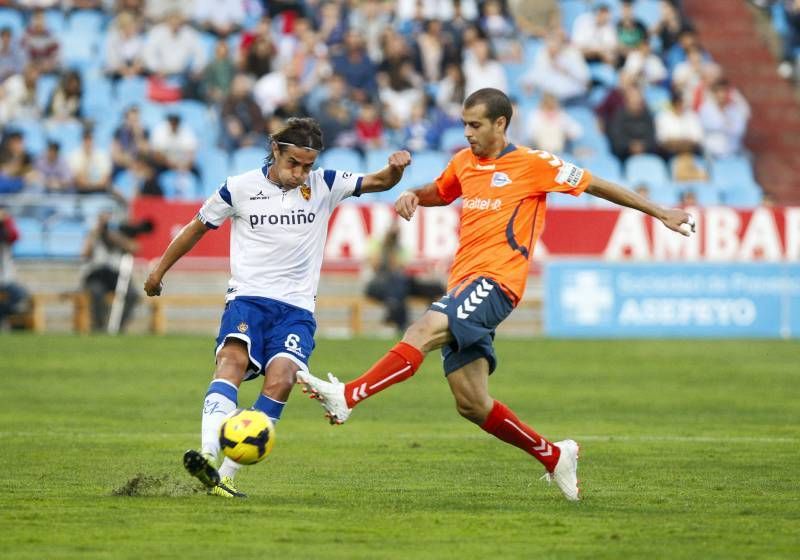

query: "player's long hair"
left=266, top=117, right=324, bottom=165
left=464, top=88, right=513, bottom=131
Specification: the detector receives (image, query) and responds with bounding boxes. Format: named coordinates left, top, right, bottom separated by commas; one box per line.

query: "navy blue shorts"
left=430, top=276, right=515, bottom=375
left=216, top=296, right=316, bottom=381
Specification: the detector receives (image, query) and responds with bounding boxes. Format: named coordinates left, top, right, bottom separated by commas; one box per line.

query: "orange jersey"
left=435, top=144, right=592, bottom=303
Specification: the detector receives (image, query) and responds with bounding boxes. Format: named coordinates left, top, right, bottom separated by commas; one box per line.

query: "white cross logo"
left=561, top=270, right=614, bottom=325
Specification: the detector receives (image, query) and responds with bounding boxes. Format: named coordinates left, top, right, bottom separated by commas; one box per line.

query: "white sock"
left=201, top=379, right=238, bottom=461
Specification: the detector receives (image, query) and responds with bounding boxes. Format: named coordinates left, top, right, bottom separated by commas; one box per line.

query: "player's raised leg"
left=297, top=310, right=449, bottom=423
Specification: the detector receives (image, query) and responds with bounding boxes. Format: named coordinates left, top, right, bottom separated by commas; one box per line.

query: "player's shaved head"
left=464, top=88, right=513, bottom=131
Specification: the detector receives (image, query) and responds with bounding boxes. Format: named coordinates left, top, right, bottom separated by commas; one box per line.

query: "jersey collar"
left=476, top=143, right=517, bottom=164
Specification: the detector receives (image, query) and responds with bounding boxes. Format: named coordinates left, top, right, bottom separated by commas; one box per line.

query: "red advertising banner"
left=131, top=198, right=800, bottom=267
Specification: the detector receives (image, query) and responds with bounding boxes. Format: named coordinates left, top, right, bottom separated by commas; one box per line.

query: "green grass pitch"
left=0, top=335, right=798, bottom=559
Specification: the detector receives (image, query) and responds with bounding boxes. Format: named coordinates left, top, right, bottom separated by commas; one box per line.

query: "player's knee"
left=402, top=312, right=449, bottom=353
left=215, top=341, right=250, bottom=380
left=454, top=395, right=491, bottom=424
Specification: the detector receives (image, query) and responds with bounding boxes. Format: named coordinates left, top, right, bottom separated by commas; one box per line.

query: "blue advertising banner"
left=544, top=262, right=800, bottom=338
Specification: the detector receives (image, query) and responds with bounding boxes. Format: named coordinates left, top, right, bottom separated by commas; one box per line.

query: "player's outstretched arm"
left=143, top=218, right=209, bottom=296
left=586, top=175, right=695, bottom=236
left=359, top=150, right=412, bottom=193
left=395, top=183, right=449, bottom=221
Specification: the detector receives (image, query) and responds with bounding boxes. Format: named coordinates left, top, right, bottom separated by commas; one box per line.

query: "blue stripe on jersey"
left=218, top=181, right=233, bottom=206
left=505, top=201, right=529, bottom=258
left=323, top=169, right=336, bottom=190
left=353, top=176, right=364, bottom=197
left=197, top=212, right=219, bottom=229
left=497, top=143, right=517, bottom=159
left=206, top=379, right=238, bottom=403
left=262, top=164, right=269, bottom=178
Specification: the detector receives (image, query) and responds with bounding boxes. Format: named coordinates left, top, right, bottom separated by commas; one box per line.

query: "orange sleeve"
left=434, top=156, right=463, bottom=203
left=528, top=150, right=593, bottom=197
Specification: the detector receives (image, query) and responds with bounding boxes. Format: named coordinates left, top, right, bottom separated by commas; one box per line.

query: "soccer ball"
left=219, top=409, right=276, bottom=465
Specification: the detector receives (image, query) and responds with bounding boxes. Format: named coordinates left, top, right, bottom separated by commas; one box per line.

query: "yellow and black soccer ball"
left=219, top=409, right=276, bottom=465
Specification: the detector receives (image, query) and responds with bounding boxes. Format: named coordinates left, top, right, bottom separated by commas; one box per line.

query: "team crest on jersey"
left=300, top=184, right=311, bottom=201
left=490, top=172, right=512, bottom=188
left=237, top=322, right=248, bottom=333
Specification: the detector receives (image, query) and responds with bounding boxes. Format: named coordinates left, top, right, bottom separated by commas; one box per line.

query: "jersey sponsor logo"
left=300, top=184, right=311, bottom=201
left=555, top=162, right=584, bottom=188
left=249, top=210, right=317, bottom=228
left=463, top=197, right=502, bottom=211
left=250, top=190, right=269, bottom=200
left=490, top=171, right=512, bottom=188
left=475, top=163, right=496, bottom=170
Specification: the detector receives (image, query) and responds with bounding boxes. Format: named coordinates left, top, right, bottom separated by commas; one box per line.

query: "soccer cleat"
left=209, top=476, right=247, bottom=498
left=183, top=449, right=220, bottom=489
left=543, top=439, right=580, bottom=501
left=296, top=370, right=352, bottom=424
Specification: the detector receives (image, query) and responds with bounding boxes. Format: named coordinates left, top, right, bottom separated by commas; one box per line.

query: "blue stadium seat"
left=723, top=187, right=762, bottom=208
left=772, top=2, right=789, bottom=37
left=561, top=0, right=588, bottom=34
left=646, top=186, right=680, bottom=207
left=0, top=9, right=24, bottom=35
left=579, top=152, right=622, bottom=183
left=644, top=85, right=671, bottom=112
left=633, top=0, right=662, bottom=28
left=61, top=30, right=100, bottom=71
left=113, top=170, right=138, bottom=200
left=174, top=100, right=217, bottom=147
left=67, top=10, right=106, bottom=34
left=44, top=9, right=67, bottom=34
left=548, top=192, right=589, bottom=208
left=625, top=154, right=669, bottom=186
left=9, top=119, right=47, bottom=156
left=231, top=146, right=266, bottom=174
left=440, top=127, right=468, bottom=153
left=11, top=217, right=46, bottom=258
left=47, top=219, right=88, bottom=258
left=76, top=194, right=119, bottom=221
left=138, top=102, right=167, bottom=131
left=160, top=170, right=200, bottom=200
left=115, top=76, right=148, bottom=108
left=320, top=148, right=364, bottom=174
left=82, top=75, right=114, bottom=121
left=675, top=182, right=721, bottom=207
left=710, top=156, right=759, bottom=191
left=589, top=63, right=618, bottom=87
left=197, top=147, right=230, bottom=197
left=36, top=74, right=60, bottom=113
left=46, top=121, right=84, bottom=155
left=365, top=148, right=396, bottom=173
left=399, top=150, right=448, bottom=189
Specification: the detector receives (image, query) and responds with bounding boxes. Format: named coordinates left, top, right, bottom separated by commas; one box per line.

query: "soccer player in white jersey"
left=143, top=118, right=411, bottom=497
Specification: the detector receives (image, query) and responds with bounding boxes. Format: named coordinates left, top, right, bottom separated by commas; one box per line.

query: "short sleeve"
left=320, top=168, right=366, bottom=207
left=197, top=180, right=235, bottom=229
left=528, top=150, right=592, bottom=197
left=434, top=158, right=462, bottom=203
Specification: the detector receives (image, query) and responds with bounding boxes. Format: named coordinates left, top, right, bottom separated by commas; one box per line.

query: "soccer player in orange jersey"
left=297, top=88, right=695, bottom=501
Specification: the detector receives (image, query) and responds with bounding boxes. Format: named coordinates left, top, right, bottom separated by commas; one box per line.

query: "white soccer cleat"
left=543, top=439, right=580, bottom=501
left=296, top=371, right=352, bottom=424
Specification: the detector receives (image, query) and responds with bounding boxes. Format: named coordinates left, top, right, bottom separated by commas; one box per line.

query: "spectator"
left=0, top=206, right=31, bottom=329
left=617, top=0, right=649, bottom=61
left=202, top=40, right=236, bottom=104
left=192, top=0, right=245, bottom=38
left=364, top=221, right=445, bottom=334
left=317, top=1, right=347, bottom=48
left=523, top=31, right=590, bottom=104
left=665, top=27, right=701, bottom=70
left=679, top=188, right=698, bottom=206
left=415, top=19, right=448, bottom=83
left=651, top=0, right=686, bottom=54
left=316, top=74, right=356, bottom=147
left=111, top=105, right=150, bottom=178
left=81, top=211, right=141, bottom=333
left=671, top=45, right=714, bottom=104
left=378, top=61, right=424, bottom=130
left=623, top=40, right=668, bottom=85
left=68, top=128, right=113, bottom=193
left=0, top=131, right=33, bottom=193
left=0, top=27, right=25, bottom=82
left=150, top=113, right=199, bottom=174
left=354, top=101, right=385, bottom=150
left=507, top=0, right=560, bottom=40
left=463, top=39, right=508, bottom=96
left=436, top=62, right=467, bottom=120
left=253, top=65, right=296, bottom=116
left=33, top=140, right=73, bottom=192
left=273, top=77, right=312, bottom=120
left=697, top=78, right=750, bottom=158
left=104, top=11, right=146, bottom=81
left=571, top=2, right=617, bottom=65
left=777, top=0, right=800, bottom=79
left=331, top=30, right=377, bottom=101
left=480, top=0, right=519, bottom=62
left=220, top=73, right=265, bottom=151
left=394, top=0, right=479, bottom=21
left=348, top=0, right=392, bottom=62
left=595, top=70, right=638, bottom=130
left=142, top=10, right=207, bottom=77
left=634, top=182, right=650, bottom=199
left=402, top=100, right=437, bottom=152
left=655, top=90, right=703, bottom=158
left=525, top=93, right=583, bottom=154
left=672, top=152, right=708, bottom=183
left=45, top=70, right=83, bottom=122
left=241, top=33, right=274, bottom=78
left=20, top=9, right=59, bottom=73
left=608, top=87, right=657, bottom=161
left=0, top=64, right=41, bottom=124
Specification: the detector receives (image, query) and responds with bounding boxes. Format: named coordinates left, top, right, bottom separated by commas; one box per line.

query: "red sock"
left=344, top=342, right=424, bottom=407
left=480, top=400, right=561, bottom=472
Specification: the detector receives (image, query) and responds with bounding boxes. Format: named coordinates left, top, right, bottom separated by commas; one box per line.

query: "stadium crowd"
left=0, top=0, right=772, bottom=225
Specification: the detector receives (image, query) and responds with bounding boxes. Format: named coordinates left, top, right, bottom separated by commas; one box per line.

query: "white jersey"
left=198, top=165, right=364, bottom=312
